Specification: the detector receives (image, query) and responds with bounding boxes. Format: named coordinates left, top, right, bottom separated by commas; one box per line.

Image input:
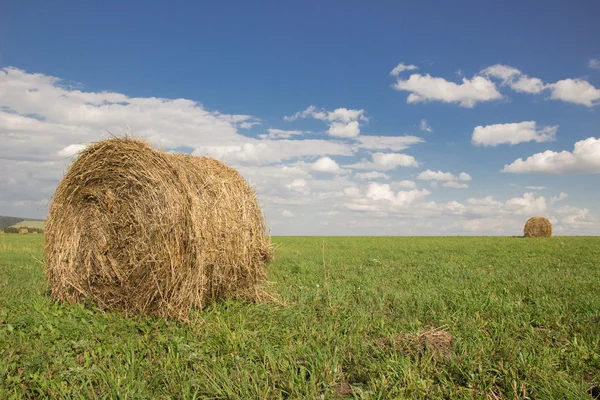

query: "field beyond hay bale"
left=45, top=137, right=271, bottom=320
left=524, top=216, right=553, bottom=237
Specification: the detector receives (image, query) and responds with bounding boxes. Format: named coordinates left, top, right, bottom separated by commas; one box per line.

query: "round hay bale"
left=19, top=227, right=28, bottom=235
left=45, top=137, right=272, bottom=320
left=524, top=216, right=553, bottom=238
left=0, top=230, right=5, bottom=236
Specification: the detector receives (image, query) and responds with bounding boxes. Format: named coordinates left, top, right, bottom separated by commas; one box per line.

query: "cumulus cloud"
left=346, top=152, right=419, bottom=170
left=472, top=121, right=557, bottom=146
left=259, top=128, right=303, bottom=139
left=390, top=62, right=418, bottom=76
left=417, top=169, right=471, bottom=188
left=589, top=59, right=600, bottom=70
left=482, top=64, right=546, bottom=94
left=311, top=156, right=347, bottom=174
left=57, top=144, right=86, bottom=157
left=328, top=121, right=360, bottom=138
left=551, top=192, right=568, bottom=204
left=547, top=79, right=600, bottom=107
left=284, top=105, right=368, bottom=137
left=503, top=137, right=600, bottom=174
left=417, top=169, right=471, bottom=181
left=420, top=119, right=433, bottom=132
left=392, top=180, right=417, bottom=189
left=364, top=183, right=431, bottom=206
left=443, top=181, right=468, bottom=189
left=193, top=139, right=353, bottom=166
left=353, top=135, right=424, bottom=152
left=392, top=71, right=503, bottom=107
left=354, top=171, right=390, bottom=180
left=483, top=64, right=600, bottom=107
left=285, top=179, right=311, bottom=196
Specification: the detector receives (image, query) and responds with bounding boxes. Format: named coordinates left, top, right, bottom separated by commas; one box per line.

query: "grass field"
left=8, top=220, right=45, bottom=230
left=1, top=234, right=599, bottom=399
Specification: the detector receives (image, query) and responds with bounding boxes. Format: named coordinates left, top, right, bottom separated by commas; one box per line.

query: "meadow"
left=0, top=234, right=599, bottom=399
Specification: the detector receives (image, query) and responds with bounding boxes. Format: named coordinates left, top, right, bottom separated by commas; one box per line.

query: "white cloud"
left=392, top=72, right=503, bottom=108
left=354, top=171, right=390, bottom=180
left=482, top=65, right=521, bottom=82
left=392, top=180, right=417, bottom=189
left=285, top=105, right=367, bottom=137
left=284, top=105, right=317, bottom=121
left=511, top=76, right=546, bottom=94
left=482, top=64, right=546, bottom=94
left=193, top=139, right=353, bottom=166
left=57, top=144, right=86, bottom=157
left=551, top=192, right=568, bottom=204
left=443, top=181, right=468, bottom=189
left=505, top=192, right=547, bottom=215
left=328, top=121, right=360, bottom=138
left=390, top=62, right=418, bottom=76
left=503, top=137, right=600, bottom=174
left=346, top=152, right=419, bottom=170
left=417, top=169, right=471, bottom=188
left=588, top=59, right=600, bottom=70
left=417, top=170, right=455, bottom=181
left=420, top=119, right=432, bottom=132
left=365, top=183, right=431, bottom=206
left=525, top=186, right=546, bottom=190
left=472, top=121, right=557, bottom=146
left=311, top=156, right=347, bottom=174
left=353, top=135, right=424, bottom=151
left=285, top=179, right=310, bottom=196
left=483, top=64, right=600, bottom=106
left=547, top=79, right=600, bottom=107
left=458, top=172, right=472, bottom=181
left=281, top=209, right=296, bottom=218
left=259, top=128, right=303, bottom=139
left=417, top=169, right=471, bottom=181
left=238, top=121, right=261, bottom=129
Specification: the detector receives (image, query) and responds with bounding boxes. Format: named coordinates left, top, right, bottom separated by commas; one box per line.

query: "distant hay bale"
left=19, top=227, right=28, bottom=235
left=32, top=231, right=38, bottom=235
left=524, top=216, right=553, bottom=238
left=0, top=230, right=4, bottom=236
left=45, top=137, right=272, bottom=320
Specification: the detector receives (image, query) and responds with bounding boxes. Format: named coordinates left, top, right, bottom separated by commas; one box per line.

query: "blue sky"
left=1, top=0, right=599, bottom=235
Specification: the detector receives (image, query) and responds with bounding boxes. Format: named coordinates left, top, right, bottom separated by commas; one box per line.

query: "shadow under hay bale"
left=19, top=227, right=28, bottom=235
left=45, top=137, right=272, bottom=320
left=524, top=216, right=553, bottom=238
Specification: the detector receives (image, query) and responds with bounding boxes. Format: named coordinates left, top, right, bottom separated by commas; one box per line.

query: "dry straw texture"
left=19, top=227, right=28, bottom=235
left=45, top=137, right=272, bottom=320
left=524, top=216, right=553, bottom=238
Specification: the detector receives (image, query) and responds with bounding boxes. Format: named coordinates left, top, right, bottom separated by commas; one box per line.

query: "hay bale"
left=0, top=230, right=4, bottom=236
left=524, top=216, right=553, bottom=238
left=45, top=137, right=272, bottom=320
left=19, top=227, right=28, bottom=235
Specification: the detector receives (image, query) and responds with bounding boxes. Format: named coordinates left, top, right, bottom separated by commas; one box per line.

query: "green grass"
left=1, top=234, right=599, bottom=399
left=8, top=220, right=45, bottom=230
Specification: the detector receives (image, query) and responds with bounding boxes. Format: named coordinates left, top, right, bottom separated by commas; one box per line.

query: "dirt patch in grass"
left=334, top=381, right=352, bottom=398
left=375, top=326, right=455, bottom=359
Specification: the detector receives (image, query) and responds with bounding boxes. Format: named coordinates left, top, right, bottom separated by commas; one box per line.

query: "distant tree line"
left=4, top=227, right=44, bottom=234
